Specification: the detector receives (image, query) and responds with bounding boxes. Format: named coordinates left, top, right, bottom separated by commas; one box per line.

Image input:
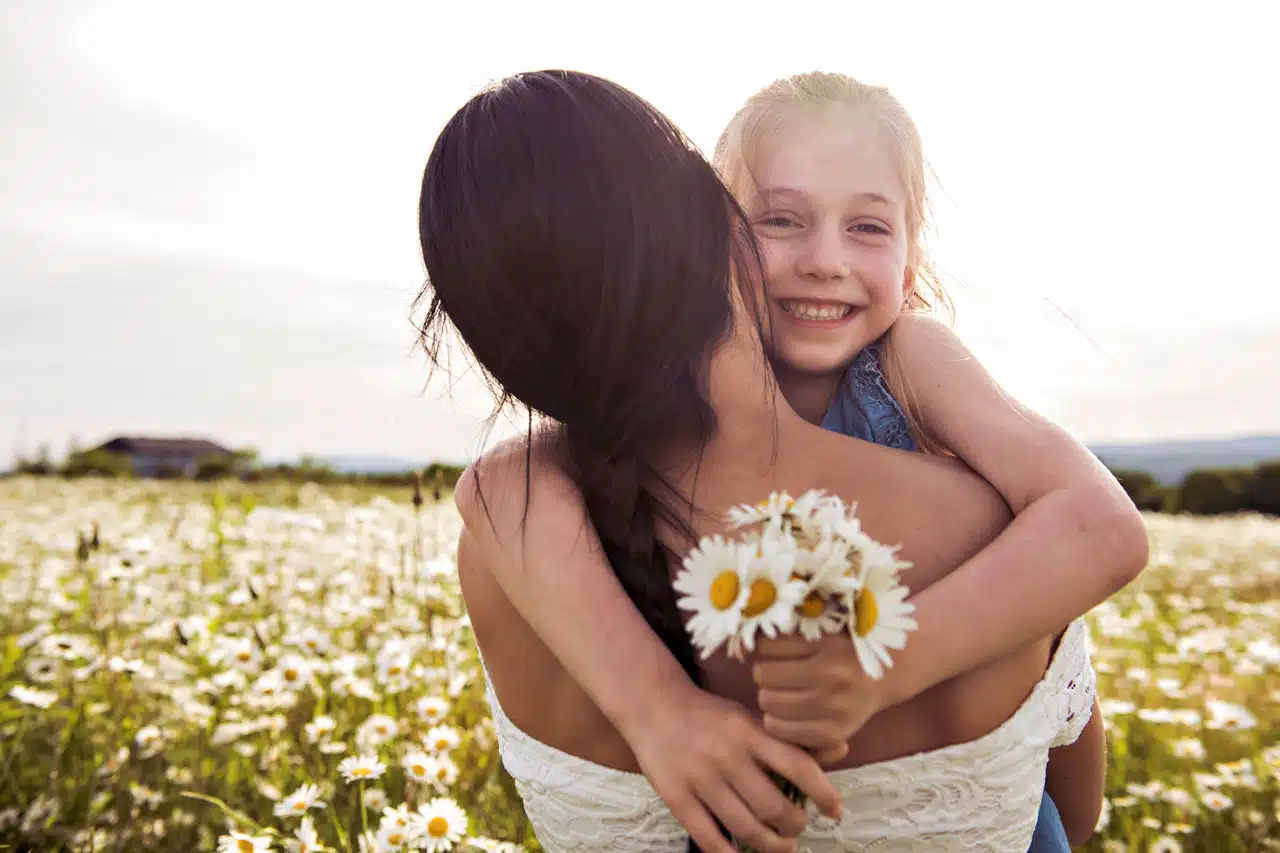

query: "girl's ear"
left=902, top=264, right=917, bottom=305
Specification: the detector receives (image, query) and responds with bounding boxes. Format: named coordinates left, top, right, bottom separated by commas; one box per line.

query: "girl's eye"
left=852, top=222, right=890, bottom=235
left=757, top=215, right=797, bottom=228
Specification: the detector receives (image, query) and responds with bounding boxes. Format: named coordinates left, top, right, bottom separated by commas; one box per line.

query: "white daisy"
left=378, top=819, right=413, bottom=848
left=304, top=715, right=336, bottom=743
left=415, top=696, right=451, bottom=722
left=358, top=714, right=399, bottom=747
left=273, top=783, right=326, bottom=817
left=725, top=491, right=796, bottom=529
left=284, top=815, right=321, bottom=853
left=1200, top=790, right=1233, bottom=811
left=423, top=725, right=461, bottom=755
left=216, top=830, right=272, bottom=853
left=338, top=753, right=387, bottom=783
left=429, top=755, right=459, bottom=790
left=363, top=787, right=390, bottom=811
left=402, top=750, right=436, bottom=784
left=727, top=530, right=805, bottom=659
left=673, top=535, right=751, bottom=659
left=276, top=654, right=314, bottom=690
left=847, top=553, right=917, bottom=680
left=411, top=797, right=468, bottom=852
left=8, top=685, right=57, bottom=709
left=793, top=586, right=847, bottom=642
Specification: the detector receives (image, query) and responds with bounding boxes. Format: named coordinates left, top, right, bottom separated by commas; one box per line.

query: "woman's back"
left=459, top=417, right=1050, bottom=775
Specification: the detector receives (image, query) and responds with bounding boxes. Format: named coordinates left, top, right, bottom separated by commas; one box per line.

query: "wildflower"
left=273, top=783, right=326, bottom=817
left=412, top=797, right=468, bottom=852
left=424, top=725, right=461, bottom=755
left=216, top=831, right=272, bottom=853
left=416, top=696, right=450, bottom=722
left=1201, top=790, right=1233, bottom=811
left=284, top=815, right=321, bottom=853
left=338, top=753, right=387, bottom=783
left=8, top=685, right=57, bottom=709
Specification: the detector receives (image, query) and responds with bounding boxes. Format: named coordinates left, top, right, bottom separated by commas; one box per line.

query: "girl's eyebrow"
left=758, top=186, right=897, bottom=207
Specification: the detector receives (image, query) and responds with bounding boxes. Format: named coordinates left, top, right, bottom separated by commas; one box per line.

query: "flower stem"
left=359, top=779, right=368, bottom=842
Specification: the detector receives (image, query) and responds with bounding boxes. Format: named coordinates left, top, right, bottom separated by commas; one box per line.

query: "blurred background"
left=3, top=1, right=1278, bottom=481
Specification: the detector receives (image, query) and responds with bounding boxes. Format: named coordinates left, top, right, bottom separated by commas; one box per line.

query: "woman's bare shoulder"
left=454, top=431, right=590, bottom=557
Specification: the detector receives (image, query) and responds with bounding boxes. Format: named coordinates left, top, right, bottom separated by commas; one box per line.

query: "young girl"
left=454, top=72, right=1139, bottom=851
left=714, top=71, right=1109, bottom=851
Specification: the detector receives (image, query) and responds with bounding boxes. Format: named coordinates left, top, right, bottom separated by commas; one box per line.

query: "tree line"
left=8, top=443, right=1278, bottom=517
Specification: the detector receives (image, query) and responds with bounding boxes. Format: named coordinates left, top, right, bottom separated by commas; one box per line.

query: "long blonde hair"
left=713, top=71, right=951, bottom=453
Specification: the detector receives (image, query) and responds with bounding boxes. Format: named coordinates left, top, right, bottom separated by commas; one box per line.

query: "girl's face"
left=747, top=106, right=913, bottom=383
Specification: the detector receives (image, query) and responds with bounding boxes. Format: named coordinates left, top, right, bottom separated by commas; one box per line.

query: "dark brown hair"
left=417, top=74, right=766, bottom=846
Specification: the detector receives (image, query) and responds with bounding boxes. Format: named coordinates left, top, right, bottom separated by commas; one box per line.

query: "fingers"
left=751, top=734, right=843, bottom=821
left=728, top=766, right=810, bottom=838
left=810, top=743, right=849, bottom=764
left=668, top=796, right=740, bottom=853
left=754, top=659, right=826, bottom=690
left=754, top=635, right=816, bottom=660
left=700, top=783, right=799, bottom=853
left=762, top=715, right=846, bottom=753
left=757, top=687, right=821, bottom=718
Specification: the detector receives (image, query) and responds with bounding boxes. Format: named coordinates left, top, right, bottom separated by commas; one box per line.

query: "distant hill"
left=1089, top=435, right=1280, bottom=484
left=317, top=455, right=431, bottom=474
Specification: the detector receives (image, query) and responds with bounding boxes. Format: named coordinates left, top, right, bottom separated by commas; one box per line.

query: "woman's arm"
left=1045, top=696, right=1106, bottom=844
left=454, top=439, right=841, bottom=853
left=876, top=315, right=1149, bottom=708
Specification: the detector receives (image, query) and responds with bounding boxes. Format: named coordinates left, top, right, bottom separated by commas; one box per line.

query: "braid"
left=564, top=434, right=723, bottom=853
left=565, top=436, right=702, bottom=687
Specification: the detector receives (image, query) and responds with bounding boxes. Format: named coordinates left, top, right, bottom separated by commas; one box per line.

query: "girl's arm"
left=453, top=440, right=841, bottom=853
left=1045, top=696, right=1106, bottom=844
left=876, top=313, right=1148, bottom=708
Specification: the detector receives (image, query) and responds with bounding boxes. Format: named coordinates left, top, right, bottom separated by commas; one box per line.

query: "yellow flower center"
left=708, top=571, right=740, bottom=611
left=437, top=767, right=449, bottom=780
left=293, top=801, right=306, bottom=811
left=376, top=725, right=388, bottom=734
left=412, top=763, right=427, bottom=776
left=388, top=665, right=402, bottom=677
left=237, top=840, right=255, bottom=853
left=284, top=668, right=299, bottom=681
left=742, top=579, right=777, bottom=619
left=426, top=707, right=439, bottom=717
left=436, top=739, right=449, bottom=750
left=427, top=816, right=450, bottom=837
left=236, top=651, right=251, bottom=662
left=351, top=767, right=371, bottom=778
left=854, top=589, right=879, bottom=637
left=388, top=832, right=405, bottom=845
left=799, top=592, right=826, bottom=619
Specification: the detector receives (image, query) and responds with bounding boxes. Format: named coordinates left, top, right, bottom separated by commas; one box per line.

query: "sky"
left=2, top=2, right=1278, bottom=465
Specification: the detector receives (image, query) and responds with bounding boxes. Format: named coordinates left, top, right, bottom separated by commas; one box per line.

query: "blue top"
left=820, top=344, right=918, bottom=452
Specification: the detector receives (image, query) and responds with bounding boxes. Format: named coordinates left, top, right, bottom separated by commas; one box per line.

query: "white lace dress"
left=485, top=619, right=1096, bottom=852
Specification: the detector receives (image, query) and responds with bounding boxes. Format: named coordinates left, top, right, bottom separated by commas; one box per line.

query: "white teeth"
left=780, top=301, right=853, bottom=321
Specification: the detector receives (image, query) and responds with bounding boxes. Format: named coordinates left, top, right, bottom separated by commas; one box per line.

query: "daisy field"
left=0, top=476, right=1277, bottom=852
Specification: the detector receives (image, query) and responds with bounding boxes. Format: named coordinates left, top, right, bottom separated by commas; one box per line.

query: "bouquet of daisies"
left=673, top=490, right=918, bottom=850
left=675, top=489, right=917, bottom=681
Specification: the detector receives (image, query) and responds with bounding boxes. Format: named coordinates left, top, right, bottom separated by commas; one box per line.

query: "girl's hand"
left=753, top=633, right=885, bottom=763
left=622, top=675, right=843, bottom=853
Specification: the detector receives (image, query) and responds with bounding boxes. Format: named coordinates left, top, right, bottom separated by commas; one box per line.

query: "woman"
left=418, top=70, right=1103, bottom=852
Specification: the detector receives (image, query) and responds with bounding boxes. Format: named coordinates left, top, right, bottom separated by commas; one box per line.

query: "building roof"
left=95, top=436, right=234, bottom=457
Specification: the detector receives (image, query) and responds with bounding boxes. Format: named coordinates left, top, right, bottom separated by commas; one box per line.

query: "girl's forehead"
left=752, top=112, right=906, bottom=205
